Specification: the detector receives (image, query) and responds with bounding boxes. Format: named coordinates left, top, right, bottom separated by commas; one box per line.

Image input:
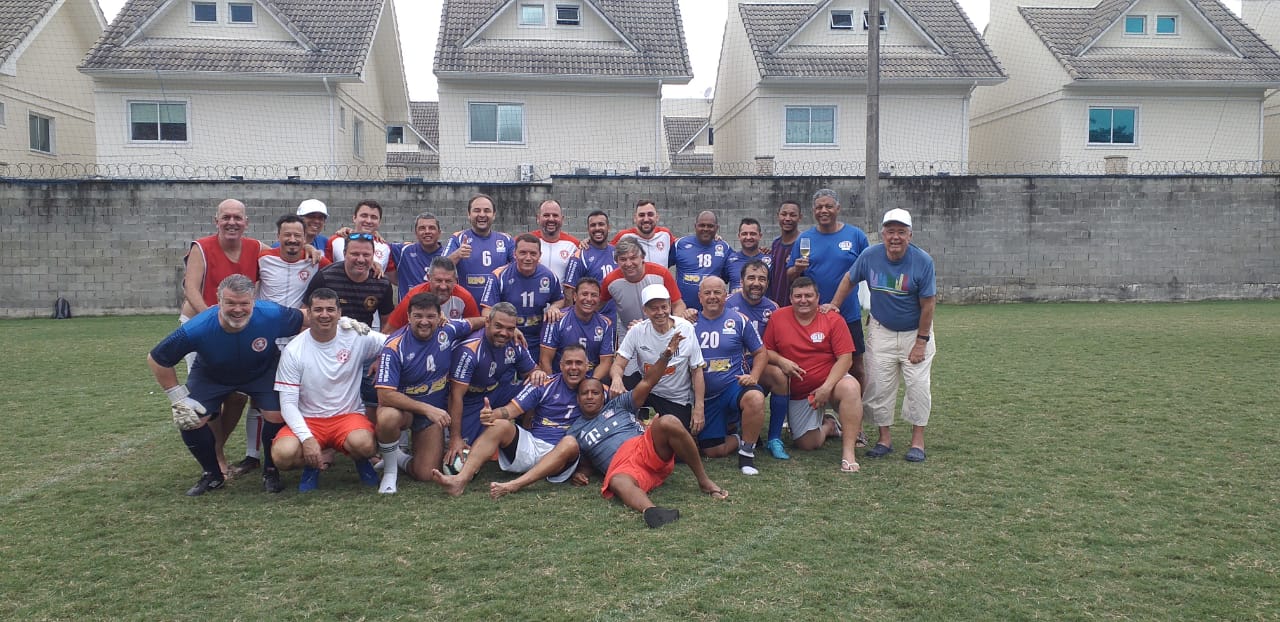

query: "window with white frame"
left=130, top=101, right=188, bottom=142
left=229, top=3, right=254, bottom=23
left=862, top=10, right=887, bottom=31
left=1156, top=15, right=1177, bottom=35
left=556, top=4, right=580, bottom=26
left=520, top=3, right=545, bottom=26
left=785, top=106, right=836, bottom=145
left=469, top=103, right=524, bottom=144
left=387, top=126, right=404, bottom=144
left=192, top=2, right=216, bottom=22
left=29, top=113, right=53, bottom=153
left=353, top=118, right=364, bottom=158
left=830, top=10, right=854, bottom=30
left=1088, top=107, right=1136, bottom=145
left=1124, top=15, right=1146, bottom=34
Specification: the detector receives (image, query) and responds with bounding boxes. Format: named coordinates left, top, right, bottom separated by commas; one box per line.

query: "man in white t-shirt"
left=610, top=199, right=675, bottom=267
left=325, top=199, right=396, bottom=276
left=272, top=287, right=388, bottom=492
left=530, top=199, right=580, bottom=282
left=609, top=284, right=706, bottom=434
left=258, top=215, right=332, bottom=309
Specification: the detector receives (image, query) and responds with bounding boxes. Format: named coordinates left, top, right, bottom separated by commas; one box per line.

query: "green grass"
left=2, top=302, right=1278, bottom=620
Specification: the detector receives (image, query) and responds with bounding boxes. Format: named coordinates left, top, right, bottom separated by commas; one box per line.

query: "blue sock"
left=180, top=426, right=221, bottom=476
left=768, top=392, right=788, bottom=442
left=260, top=421, right=284, bottom=472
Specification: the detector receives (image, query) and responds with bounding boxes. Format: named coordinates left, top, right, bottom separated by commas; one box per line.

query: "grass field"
left=1, top=301, right=1277, bottom=620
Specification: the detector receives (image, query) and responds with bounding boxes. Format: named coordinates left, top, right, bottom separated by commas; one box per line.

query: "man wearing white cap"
left=295, top=199, right=330, bottom=251
left=609, top=284, right=706, bottom=433
left=828, top=208, right=936, bottom=463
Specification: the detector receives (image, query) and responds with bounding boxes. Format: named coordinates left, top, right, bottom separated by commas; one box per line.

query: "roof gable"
left=775, top=0, right=943, bottom=54
left=81, top=0, right=386, bottom=77
left=410, top=100, right=440, bottom=153
left=435, top=0, right=692, bottom=80
left=736, top=0, right=1005, bottom=81
left=1, top=0, right=104, bottom=70
left=1019, top=0, right=1280, bottom=82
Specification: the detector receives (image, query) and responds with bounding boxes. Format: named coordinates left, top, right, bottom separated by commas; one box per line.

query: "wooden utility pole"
left=866, top=0, right=881, bottom=218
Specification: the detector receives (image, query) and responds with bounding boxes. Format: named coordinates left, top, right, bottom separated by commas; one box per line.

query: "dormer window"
left=1124, top=15, right=1145, bottom=34
left=520, top=3, right=545, bottom=26
left=1156, top=15, right=1178, bottom=35
left=556, top=5, right=581, bottom=26
left=387, top=126, right=405, bottom=144
left=229, top=3, right=255, bottom=24
left=862, top=10, right=887, bottom=31
left=830, top=10, right=854, bottom=30
left=192, top=2, right=216, bottom=22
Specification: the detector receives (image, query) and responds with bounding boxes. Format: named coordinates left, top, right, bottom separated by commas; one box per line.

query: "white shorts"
left=787, top=399, right=822, bottom=439
left=498, top=426, right=579, bottom=483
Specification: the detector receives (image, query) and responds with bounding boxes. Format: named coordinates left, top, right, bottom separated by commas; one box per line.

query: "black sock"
left=180, top=426, right=221, bottom=477
left=260, top=421, right=284, bottom=473
left=738, top=453, right=756, bottom=470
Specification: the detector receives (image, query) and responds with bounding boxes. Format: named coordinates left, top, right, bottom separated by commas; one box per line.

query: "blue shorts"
left=187, top=364, right=280, bottom=415
left=846, top=320, right=866, bottom=358
left=360, top=374, right=377, bottom=406
left=698, top=383, right=763, bottom=445
left=459, top=383, right=522, bottom=444
left=410, top=413, right=439, bottom=432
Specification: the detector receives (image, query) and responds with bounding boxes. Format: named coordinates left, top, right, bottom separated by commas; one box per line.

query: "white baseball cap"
left=296, top=199, right=328, bottom=217
left=641, top=284, right=671, bottom=305
left=882, top=208, right=912, bottom=228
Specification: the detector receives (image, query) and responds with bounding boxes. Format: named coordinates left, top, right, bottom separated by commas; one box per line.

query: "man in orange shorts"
left=489, top=332, right=727, bottom=528
left=272, top=288, right=387, bottom=492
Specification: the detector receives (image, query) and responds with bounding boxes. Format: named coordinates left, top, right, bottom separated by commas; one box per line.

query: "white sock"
left=377, top=442, right=402, bottom=494
left=399, top=429, right=411, bottom=453
left=244, top=408, right=262, bottom=459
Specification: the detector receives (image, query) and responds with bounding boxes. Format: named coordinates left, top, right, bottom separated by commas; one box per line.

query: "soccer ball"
left=442, top=449, right=469, bottom=475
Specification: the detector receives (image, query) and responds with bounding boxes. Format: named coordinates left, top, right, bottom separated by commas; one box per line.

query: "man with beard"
left=539, top=277, right=615, bottom=378
left=529, top=200, right=580, bottom=282
left=294, top=199, right=330, bottom=251
left=670, top=211, right=731, bottom=312
left=767, top=201, right=802, bottom=306
left=480, top=233, right=565, bottom=350
left=563, top=210, right=617, bottom=322
left=147, top=275, right=304, bottom=495
left=326, top=200, right=396, bottom=277
left=444, top=194, right=514, bottom=301
left=726, top=260, right=792, bottom=460
left=382, top=257, right=480, bottom=331
left=726, top=218, right=772, bottom=293
left=610, top=199, right=675, bottom=267
left=692, top=277, right=767, bottom=476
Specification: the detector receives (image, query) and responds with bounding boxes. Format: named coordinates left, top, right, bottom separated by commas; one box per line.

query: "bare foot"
left=490, top=481, right=518, bottom=500
left=430, top=468, right=466, bottom=496
left=699, top=480, right=729, bottom=500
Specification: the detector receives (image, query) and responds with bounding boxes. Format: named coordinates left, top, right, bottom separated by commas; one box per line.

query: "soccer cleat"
left=355, top=459, right=379, bottom=487
left=228, top=456, right=261, bottom=478
left=262, top=469, right=283, bottom=493
left=298, top=467, right=320, bottom=493
left=185, top=472, right=225, bottom=496
left=643, top=507, right=680, bottom=528
left=765, top=438, right=791, bottom=460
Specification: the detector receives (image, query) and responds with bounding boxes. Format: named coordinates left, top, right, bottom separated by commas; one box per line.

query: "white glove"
left=165, top=385, right=207, bottom=431
left=338, top=317, right=371, bottom=335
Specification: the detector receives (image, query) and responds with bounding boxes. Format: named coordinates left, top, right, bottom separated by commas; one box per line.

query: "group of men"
left=147, top=190, right=936, bottom=528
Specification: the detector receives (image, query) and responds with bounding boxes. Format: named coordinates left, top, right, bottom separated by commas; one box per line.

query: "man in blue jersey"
left=374, top=292, right=487, bottom=494
left=827, top=209, right=937, bottom=463
left=726, top=218, right=772, bottom=293
left=787, top=188, right=870, bottom=390
left=444, top=194, right=514, bottom=301
left=563, top=210, right=617, bottom=321
left=480, top=233, right=565, bottom=349
left=693, top=277, right=768, bottom=476
left=671, top=210, right=731, bottom=312
left=445, top=302, right=548, bottom=466
left=726, top=260, right=793, bottom=460
left=539, top=276, right=615, bottom=379
left=147, top=274, right=305, bottom=495
left=488, top=332, right=727, bottom=528
left=431, top=345, right=592, bottom=496
left=390, top=212, right=445, bottom=294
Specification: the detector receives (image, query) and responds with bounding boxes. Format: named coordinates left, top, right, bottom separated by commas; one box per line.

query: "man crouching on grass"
left=489, top=332, right=728, bottom=528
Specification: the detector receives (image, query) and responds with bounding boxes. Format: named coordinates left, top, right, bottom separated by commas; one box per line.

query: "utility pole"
left=866, top=0, right=881, bottom=219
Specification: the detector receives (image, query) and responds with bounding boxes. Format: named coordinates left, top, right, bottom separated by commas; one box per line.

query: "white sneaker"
left=741, top=465, right=760, bottom=476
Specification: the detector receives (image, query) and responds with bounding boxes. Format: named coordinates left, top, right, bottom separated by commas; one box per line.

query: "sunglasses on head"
left=347, top=233, right=375, bottom=241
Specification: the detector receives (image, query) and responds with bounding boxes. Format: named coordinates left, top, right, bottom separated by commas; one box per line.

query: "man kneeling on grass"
left=489, top=332, right=728, bottom=528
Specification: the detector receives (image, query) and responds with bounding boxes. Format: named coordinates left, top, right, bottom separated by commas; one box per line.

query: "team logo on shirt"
left=762, top=256, right=773, bottom=267
left=594, top=327, right=604, bottom=341
left=722, top=319, right=736, bottom=334
left=539, top=278, right=550, bottom=294
left=839, top=241, right=853, bottom=251
left=762, top=309, right=773, bottom=323
left=714, top=247, right=724, bottom=257
left=657, top=241, right=665, bottom=251
left=504, top=347, right=516, bottom=363
left=559, top=249, right=571, bottom=260
left=407, top=352, right=416, bottom=361
left=364, top=296, right=379, bottom=311
left=438, top=331, right=449, bottom=346
left=682, top=243, right=692, bottom=249
left=298, top=270, right=310, bottom=281
left=337, top=348, right=352, bottom=363
left=496, top=240, right=506, bottom=252
left=810, top=332, right=826, bottom=343
left=251, top=337, right=268, bottom=352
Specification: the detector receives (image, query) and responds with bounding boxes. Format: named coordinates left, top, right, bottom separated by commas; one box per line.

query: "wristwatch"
left=916, top=334, right=930, bottom=343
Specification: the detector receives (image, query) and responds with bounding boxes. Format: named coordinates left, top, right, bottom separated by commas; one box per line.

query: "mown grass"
left=1, top=302, right=1277, bottom=620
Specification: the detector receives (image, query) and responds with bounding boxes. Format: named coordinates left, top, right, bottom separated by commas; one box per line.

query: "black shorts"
left=847, top=319, right=867, bottom=357
left=623, top=373, right=693, bottom=428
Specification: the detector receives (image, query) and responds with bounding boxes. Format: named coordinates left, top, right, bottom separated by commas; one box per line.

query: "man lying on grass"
left=488, top=331, right=728, bottom=528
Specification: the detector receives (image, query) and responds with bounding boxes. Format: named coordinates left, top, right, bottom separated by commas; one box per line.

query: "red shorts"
left=601, top=425, right=675, bottom=499
left=274, top=413, right=373, bottom=453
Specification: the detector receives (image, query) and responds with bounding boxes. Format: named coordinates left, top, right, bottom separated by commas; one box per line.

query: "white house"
left=1240, top=0, right=1280, bottom=162
left=386, top=100, right=440, bottom=179
left=0, top=0, right=104, bottom=169
left=971, top=0, right=1280, bottom=173
left=711, top=0, right=1006, bottom=175
left=79, top=0, right=412, bottom=175
left=434, top=0, right=693, bottom=181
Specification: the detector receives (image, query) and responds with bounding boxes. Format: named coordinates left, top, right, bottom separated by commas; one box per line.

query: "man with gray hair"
left=599, top=237, right=685, bottom=341
left=147, top=274, right=306, bottom=495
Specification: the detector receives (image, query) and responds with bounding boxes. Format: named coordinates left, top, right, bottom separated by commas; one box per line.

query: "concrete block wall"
left=1, top=175, right=1277, bottom=317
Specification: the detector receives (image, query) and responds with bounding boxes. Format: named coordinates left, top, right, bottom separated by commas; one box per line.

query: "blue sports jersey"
left=512, top=374, right=583, bottom=445
left=480, top=263, right=562, bottom=348
left=563, top=244, right=617, bottom=320
left=566, top=391, right=645, bottom=473
left=375, top=319, right=473, bottom=409
left=393, top=242, right=445, bottom=294
left=694, top=310, right=764, bottom=399
left=540, top=310, right=616, bottom=373
left=150, top=301, right=304, bottom=386
left=725, top=291, right=778, bottom=337
left=671, top=236, right=732, bottom=311
left=848, top=243, right=937, bottom=332
left=450, top=330, right=537, bottom=442
left=725, top=250, right=773, bottom=292
left=443, top=230, right=514, bottom=301
left=787, top=224, right=869, bottom=322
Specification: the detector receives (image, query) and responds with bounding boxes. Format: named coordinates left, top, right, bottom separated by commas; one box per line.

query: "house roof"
left=435, top=0, right=692, bottom=80
left=664, top=115, right=713, bottom=172
left=81, top=0, right=385, bottom=75
left=0, top=0, right=57, bottom=65
left=738, top=0, right=1005, bottom=81
left=1019, top=0, right=1280, bottom=81
left=410, top=101, right=439, bottom=148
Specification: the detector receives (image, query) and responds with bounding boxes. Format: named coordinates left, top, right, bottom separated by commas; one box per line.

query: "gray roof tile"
left=0, top=0, right=58, bottom=65
left=410, top=101, right=439, bottom=147
left=1019, top=0, right=1280, bottom=81
left=738, top=0, right=1005, bottom=80
left=81, top=0, right=384, bottom=75
left=435, top=0, right=692, bottom=79
left=663, top=115, right=713, bottom=172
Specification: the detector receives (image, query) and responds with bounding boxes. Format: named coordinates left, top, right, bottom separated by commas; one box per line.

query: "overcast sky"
left=95, top=0, right=1245, bottom=101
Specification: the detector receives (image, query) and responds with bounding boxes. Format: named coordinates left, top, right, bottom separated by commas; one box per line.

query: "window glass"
left=193, top=2, right=216, bottom=22
left=229, top=4, right=254, bottom=23
left=556, top=5, right=580, bottom=25
left=30, top=114, right=52, bottom=153
left=1124, top=15, right=1145, bottom=34
left=1156, top=15, right=1177, bottom=34
left=520, top=4, right=545, bottom=25
left=830, top=11, right=853, bottom=29
left=1089, top=107, right=1136, bottom=144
